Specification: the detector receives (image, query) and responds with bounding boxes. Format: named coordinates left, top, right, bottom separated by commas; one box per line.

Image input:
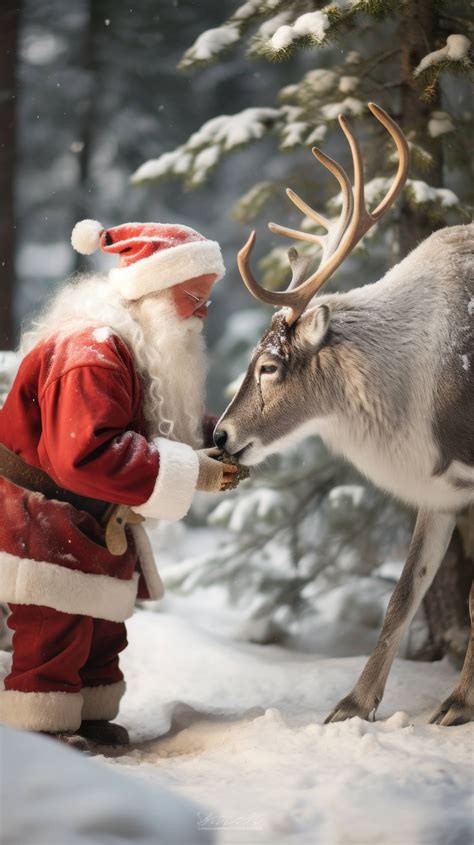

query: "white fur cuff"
left=0, top=689, right=83, bottom=732
left=81, top=681, right=126, bottom=721
left=132, top=438, right=199, bottom=522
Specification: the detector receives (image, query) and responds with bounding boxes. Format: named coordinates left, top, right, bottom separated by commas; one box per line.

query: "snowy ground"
left=1, top=522, right=472, bottom=844
left=92, top=610, right=473, bottom=845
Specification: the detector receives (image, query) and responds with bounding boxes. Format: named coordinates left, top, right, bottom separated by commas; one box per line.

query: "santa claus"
left=0, top=219, right=237, bottom=751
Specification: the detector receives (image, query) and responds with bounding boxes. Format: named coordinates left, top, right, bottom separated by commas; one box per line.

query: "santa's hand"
left=196, top=448, right=238, bottom=492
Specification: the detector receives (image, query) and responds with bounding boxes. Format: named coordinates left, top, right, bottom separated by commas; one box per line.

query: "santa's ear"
left=295, top=304, right=331, bottom=350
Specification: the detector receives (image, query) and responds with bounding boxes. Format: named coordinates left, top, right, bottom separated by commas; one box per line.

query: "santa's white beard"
left=129, top=294, right=208, bottom=448
left=20, top=274, right=208, bottom=450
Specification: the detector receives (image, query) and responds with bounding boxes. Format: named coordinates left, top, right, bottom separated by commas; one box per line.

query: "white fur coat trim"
left=81, top=681, right=126, bottom=720
left=109, top=239, right=225, bottom=300
left=0, top=689, right=83, bottom=732
left=130, top=523, right=164, bottom=600
left=132, top=437, right=199, bottom=522
left=0, top=551, right=139, bottom=622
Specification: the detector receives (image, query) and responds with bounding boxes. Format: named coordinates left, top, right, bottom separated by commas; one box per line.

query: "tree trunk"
left=0, top=2, right=20, bottom=350
left=398, top=0, right=443, bottom=254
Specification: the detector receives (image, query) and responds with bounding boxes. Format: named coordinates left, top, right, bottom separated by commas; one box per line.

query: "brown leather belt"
left=0, top=443, right=143, bottom=555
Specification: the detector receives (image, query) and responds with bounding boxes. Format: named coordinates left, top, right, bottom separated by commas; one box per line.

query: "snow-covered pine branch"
left=414, top=33, right=471, bottom=77
left=261, top=9, right=337, bottom=59
left=130, top=107, right=282, bottom=188
left=177, top=0, right=400, bottom=70
left=178, top=0, right=289, bottom=71
left=178, top=24, right=241, bottom=71
left=232, top=180, right=278, bottom=223
left=413, top=33, right=472, bottom=101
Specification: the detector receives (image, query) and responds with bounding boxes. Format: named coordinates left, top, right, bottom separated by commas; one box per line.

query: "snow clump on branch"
left=414, top=34, right=471, bottom=76
left=428, top=111, right=455, bottom=138
left=321, top=97, right=364, bottom=120
left=270, top=11, right=330, bottom=52
left=180, top=24, right=240, bottom=69
left=329, top=177, right=460, bottom=213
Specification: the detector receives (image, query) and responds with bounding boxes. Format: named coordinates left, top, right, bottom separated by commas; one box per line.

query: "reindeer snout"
left=213, top=428, right=228, bottom=450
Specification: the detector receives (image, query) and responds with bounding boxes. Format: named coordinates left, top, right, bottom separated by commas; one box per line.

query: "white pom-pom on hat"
left=71, top=219, right=103, bottom=255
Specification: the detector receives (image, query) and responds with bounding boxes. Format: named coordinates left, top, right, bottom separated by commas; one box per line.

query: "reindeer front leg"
left=325, top=509, right=456, bottom=723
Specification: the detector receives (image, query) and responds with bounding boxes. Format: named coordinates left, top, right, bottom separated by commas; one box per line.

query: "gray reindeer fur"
left=216, top=223, right=474, bottom=725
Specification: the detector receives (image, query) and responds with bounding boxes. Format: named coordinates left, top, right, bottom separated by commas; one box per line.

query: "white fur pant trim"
left=81, top=681, right=126, bottom=721
left=0, top=689, right=83, bottom=732
left=0, top=551, right=139, bottom=622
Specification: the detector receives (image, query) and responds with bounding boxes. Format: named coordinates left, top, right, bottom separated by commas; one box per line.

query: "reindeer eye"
left=260, top=364, right=278, bottom=376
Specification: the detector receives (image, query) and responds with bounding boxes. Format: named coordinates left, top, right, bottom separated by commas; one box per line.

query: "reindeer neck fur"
left=308, top=225, right=473, bottom=511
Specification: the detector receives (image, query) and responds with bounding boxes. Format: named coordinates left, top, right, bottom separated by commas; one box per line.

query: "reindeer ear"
left=296, top=304, right=331, bottom=350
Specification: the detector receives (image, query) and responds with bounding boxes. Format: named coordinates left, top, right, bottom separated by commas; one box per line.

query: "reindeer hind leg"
left=429, top=581, right=474, bottom=726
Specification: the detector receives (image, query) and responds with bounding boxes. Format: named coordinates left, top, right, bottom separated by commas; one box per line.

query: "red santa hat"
left=71, top=219, right=225, bottom=300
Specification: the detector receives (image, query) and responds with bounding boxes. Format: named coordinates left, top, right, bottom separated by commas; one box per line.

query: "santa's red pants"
left=2, top=603, right=127, bottom=732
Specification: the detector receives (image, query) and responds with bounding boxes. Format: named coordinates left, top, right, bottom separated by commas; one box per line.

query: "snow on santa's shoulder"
left=81, top=610, right=474, bottom=845
left=92, top=326, right=113, bottom=343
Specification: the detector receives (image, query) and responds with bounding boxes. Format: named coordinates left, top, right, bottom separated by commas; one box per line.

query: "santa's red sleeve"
left=38, top=342, right=199, bottom=522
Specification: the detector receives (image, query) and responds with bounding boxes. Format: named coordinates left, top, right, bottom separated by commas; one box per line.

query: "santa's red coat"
left=0, top=327, right=203, bottom=622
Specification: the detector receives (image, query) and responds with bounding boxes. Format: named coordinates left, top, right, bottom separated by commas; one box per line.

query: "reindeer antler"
left=237, top=103, right=410, bottom=326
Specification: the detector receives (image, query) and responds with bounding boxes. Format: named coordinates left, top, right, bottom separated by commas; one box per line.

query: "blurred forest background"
left=0, top=0, right=472, bottom=657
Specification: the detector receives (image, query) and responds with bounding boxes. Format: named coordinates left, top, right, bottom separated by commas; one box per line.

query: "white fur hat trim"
left=71, top=219, right=103, bottom=255
left=109, top=239, right=225, bottom=300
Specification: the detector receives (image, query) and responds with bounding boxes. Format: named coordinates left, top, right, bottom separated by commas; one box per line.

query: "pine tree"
left=135, top=1, right=472, bottom=651
left=132, top=0, right=472, bottom=262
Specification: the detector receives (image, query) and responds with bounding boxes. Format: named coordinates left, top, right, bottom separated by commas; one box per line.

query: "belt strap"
left=0, top=443, right=108, bottom=519
left=0, top=443, right=143, bottom=555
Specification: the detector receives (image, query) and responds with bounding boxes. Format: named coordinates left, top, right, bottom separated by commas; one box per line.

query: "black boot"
left=78, top=720, right=130, bottom=746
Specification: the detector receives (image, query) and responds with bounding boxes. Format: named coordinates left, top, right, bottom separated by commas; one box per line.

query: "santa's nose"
left=213, top=429, right=227, bottom=450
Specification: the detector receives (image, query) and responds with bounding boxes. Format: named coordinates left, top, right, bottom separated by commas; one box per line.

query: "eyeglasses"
left=182, top=289, right=212, bottom=310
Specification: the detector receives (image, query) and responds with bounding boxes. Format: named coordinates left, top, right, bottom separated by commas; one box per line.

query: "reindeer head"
left=214, top=104, right=409, bottom=465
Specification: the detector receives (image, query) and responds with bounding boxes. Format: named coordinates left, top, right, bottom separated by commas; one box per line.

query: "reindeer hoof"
left=429, top=694, right=474, bottom=727
left=324, top=693, right=376, bottom=724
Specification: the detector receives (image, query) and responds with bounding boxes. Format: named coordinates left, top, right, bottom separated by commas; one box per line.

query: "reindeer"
left=214, top=103, right=474, bottom=726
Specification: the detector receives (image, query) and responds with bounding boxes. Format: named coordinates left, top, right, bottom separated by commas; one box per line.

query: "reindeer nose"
left=213, top=429, right=227, bottom=450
